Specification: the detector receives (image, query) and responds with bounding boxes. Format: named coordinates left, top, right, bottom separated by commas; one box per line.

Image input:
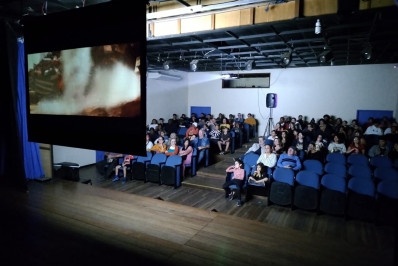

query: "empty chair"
left=347, top=164, right=372, bottom=180
left=326, top=153, right=346, bottom=165
left=376, top=180, right=398, bottom=226
left=373, top=167, right=398, bottom=182
left=369, top=156, right=392, bottom=169
left=131, top=152, right=152, bottom=181
left=324, top=162, right=346, bottom=178
left=268, top=167, right=295, bottom=207
left=303, top=159, right=323, bottom=176
left=293, top=170, right=320, bottom=211
left=160, top=155, right=182, bottom=188
left=320, top=174, right=347, bottom=216
left=347, top=154, right=369, bottom=166
left=145, top=153, right=167, bottom=184
left=243, top=152, right=260, bottom=188
left=346, top=177, right=376, bottom=222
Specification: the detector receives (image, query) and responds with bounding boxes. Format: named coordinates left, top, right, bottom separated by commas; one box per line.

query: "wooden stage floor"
left=0, top=177, right=396, bottom=266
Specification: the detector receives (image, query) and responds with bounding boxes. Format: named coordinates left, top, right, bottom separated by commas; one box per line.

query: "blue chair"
left=369, top=156, right=392, bottom=169
left=347, top=154, right=369, bottom=166
left=177, top=127, right=188, bottom=143
left=131, top=152, right=152, bottom=181
left=346, top=177, right=376, bottom=222
left=303, top=159, right=323, bottom=176
left=376, top=180, right=398, bottom=226
left=293, top=170, right=320, bottom=211
left=347, top=164, right=372, bottom=180
left=324, top=162, right=346, bottom=178
left=243, top=152, right=260, bottom=188
left=160, top=155, right=182, bottom=188
left=326, top=153, right=346, bottom=165
left=373, top=167, right=398, bottom=182
left=269, top=167, right=295, bottom=207
left=320, top=174, right=347, bottom=216
left=145, top=153, right=167, bottom=184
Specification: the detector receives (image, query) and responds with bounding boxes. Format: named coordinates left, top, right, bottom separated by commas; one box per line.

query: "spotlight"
left=315, top=19, right=321, bottom=35
left=245, top=60, right=254, bottom=71
left=190, top=59, right=198, bottom=72
left=319, top=50, right=333, bottom=64
left=362, top=45, right=372, bottom=60
left=163, top=61, right=171, bottom=70
left=281, top=50, right=291, bottom=67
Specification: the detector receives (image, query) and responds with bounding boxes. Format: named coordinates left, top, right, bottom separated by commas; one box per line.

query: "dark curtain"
left=0, top=20, right=27, bottom=190
left=16, top=39, right=44, bottom=180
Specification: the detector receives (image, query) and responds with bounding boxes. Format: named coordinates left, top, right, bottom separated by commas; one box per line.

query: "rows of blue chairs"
left=122, top=148, right=200, bottom=188
left=241, top=152, right=398, bottom=225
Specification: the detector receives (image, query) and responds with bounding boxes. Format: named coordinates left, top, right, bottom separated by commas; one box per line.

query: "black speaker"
left=266, top=93, right=277, bottom=108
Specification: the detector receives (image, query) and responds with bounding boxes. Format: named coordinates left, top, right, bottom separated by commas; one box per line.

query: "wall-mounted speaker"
left=266, top=93, right=277, bottom=108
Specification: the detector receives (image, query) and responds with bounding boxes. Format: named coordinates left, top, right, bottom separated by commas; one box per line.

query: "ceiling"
left=1, top=0, right=398, bottom=72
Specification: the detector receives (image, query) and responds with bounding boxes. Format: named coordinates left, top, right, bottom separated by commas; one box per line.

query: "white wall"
left=187, top=64, right=398, bottom=136
left=53, top=145, right=96, bottom=167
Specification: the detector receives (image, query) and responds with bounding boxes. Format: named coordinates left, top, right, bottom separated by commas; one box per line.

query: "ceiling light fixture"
left=245, top=60, right=254, bottom=71
left=163, top=61, right=171, bottom=70
left=315, top=19, right=321, bottom=35
left=281, top=50, right=292, bottom=67
left=190, top=59, right=199, bottom=71
left=362, top=45, right=372, bottom=60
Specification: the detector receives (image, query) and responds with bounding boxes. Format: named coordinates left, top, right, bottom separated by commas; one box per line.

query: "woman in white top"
left=257, top=144, right=277, bottom=169
left=327, top=134, right=347, bottom=154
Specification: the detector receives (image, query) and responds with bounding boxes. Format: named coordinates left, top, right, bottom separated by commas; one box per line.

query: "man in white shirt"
left=364, top=121, right=383, bottom=136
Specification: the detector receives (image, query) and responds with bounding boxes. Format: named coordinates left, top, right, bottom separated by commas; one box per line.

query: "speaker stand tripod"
left=263, top=108, right=274, bottom=137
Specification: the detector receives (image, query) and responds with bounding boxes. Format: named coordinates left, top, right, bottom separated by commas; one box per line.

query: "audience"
left=217, top=126, right=231, bottom=155
left=222, top=159, right=245, bottom=207
left=368, top=137, right=389, bottom=157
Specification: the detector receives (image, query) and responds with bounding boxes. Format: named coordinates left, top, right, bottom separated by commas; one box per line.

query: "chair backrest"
left=347, top=154, right=369, bottom=166
left=165, top=155, right=182, bottom=167
left=377, top=180, right=398, bottom=199
left=243, top=152, right=260, bottom=178
left=321, top=174, right=347, bottom=193
left=303, top=159, right=323, bottom=176
left=374, top=167, right=398, bottom=182
left=347, top=177, right=375, bottom=197
left=326, top=153, right=346, bottom=165
left=370, top=156, right=392, bottom=169
left=272, top=168, right=294, bottom=186
left=347, top=164, right=372, bottom=180
left=150, top=153, right=167, bottom=165
left=177, top=127, right=187, bottom=136
left=324, top=162, right=346, bottom=178
left=295, top=170, right=320, bottom=190
left=137, top=151, right=153, bottom=163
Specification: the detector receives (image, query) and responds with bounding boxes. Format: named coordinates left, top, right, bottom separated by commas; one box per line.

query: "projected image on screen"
left=28, top=43, right=141, bottom=117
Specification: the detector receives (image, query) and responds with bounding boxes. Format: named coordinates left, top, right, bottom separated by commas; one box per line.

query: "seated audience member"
left=220, top=117, right=231, bottom=129
left=297, top=115, right=307, bottom=130
left=388, top=142, right=398, bottom=161
left=291, top=117, right=302, bottom=131
left=272, top=137, right=284, bottom=156
left=155, top=130, right=169, bottom=144
left=146, top=134, right=154, bottom=152
left=113, top=154, right=134, bottom=184
left=165, top=118, right=179, bottom=135
left=368, top=137, right=390, bottom=157
left=150, top=136, right=167, bottom=154
left=165, top=138, right=179, bottom=156
left=315, top=134, right=327, bottom=152
left=218, top=126, right=231, bottom=155
left=277, top=146, right=302, bottom=172
left=148, top=119, right=158, bottom=130
left=185, top=122, right=199, bottom=138
left=235, top=113, right=244, bottom=123
left=291, top=132, right=307, bottom=161
left=244, top=113, right=257, bottom=136
left=305, top=142, right=324, bottom=162
left=166, top=132, right=179, bottom=146
left=302, top=123, right=317, bottom=143
left=209, top=124, right=221, bottom=144
left=148, top=127, right=159, bottom=143
left=364, top=120, right=383, bottom=136
left=196, top=127, right=210, bottom=166
left=222, top=159, right=245, bottom=207
left=346, top=136, right=366, bottom=155
left=279, top=130, right=291, bottom=151
left=327, top=134, right=347, bottom=154
left=245, top=136, right=266, bottom=155
left=267, top=130, right=277, bottom=141
left=179, top=138, right=193, bottom=179
left=247, top=162, right=269, bottom=187
left=99, top=152, right=123, bottom=178
left=257, top=144, right=277, bottom=174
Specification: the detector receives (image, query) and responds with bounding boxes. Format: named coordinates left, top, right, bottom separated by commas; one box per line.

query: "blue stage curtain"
left=16, top=38, right=45, bottom=180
